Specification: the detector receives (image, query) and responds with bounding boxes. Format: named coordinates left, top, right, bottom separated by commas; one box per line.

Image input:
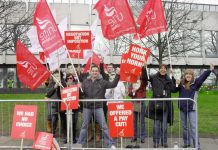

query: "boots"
left=47, top=120, right=52, bottom=133
left=52, top=115, right=58, bottom=135
left=87, top=123, right=93, bottom=141
left=95, top=123, right=101, bottom=142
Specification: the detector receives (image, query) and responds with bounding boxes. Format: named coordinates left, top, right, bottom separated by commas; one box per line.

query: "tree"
left=0, top=0, right=35, bottom=88
left=205, top=31, right=218, bottom=55
left=111, top=0, right=202, bottom=64
left=0, top=0, right=34, bottom=54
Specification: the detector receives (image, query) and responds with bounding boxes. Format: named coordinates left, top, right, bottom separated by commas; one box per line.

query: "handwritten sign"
left=11, top=105, right=37, bottom=139
left=108, top=102, right=134, bottom=138
left=61, top=84, right=79, bottom=110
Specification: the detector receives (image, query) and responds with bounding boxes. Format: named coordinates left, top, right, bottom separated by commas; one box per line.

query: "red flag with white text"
left=94, top=0, right=136, bottom=40
left=16, top=40, right=51, bottom=90
left=137, top=0, right=167, bottom=38
left=34, top=0, right=64, bottom=57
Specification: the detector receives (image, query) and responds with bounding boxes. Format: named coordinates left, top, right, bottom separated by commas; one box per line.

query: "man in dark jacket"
left=77, top=65, right=120, bottom=148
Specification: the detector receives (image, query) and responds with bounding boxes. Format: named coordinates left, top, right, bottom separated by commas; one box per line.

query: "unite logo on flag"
left=36, top=18, right=58, bottom=46
left=17, top=61, right=38, bottom=78
left=94, top=0, right=136, bottom=39
left=34, top=0, right=64, bottom=57
left=137, top=0, right=167, bottom=38
left=143, top=8, right=156, bottom=30
left=104, top=5, right=124, bottom=31
left=16, top=40, right=51, bottom=90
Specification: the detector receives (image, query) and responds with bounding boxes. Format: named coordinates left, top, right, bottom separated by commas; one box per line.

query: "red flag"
left=39, top=52, right=45, bottom=62
left=84, top=52, right=101, bottom=73
left=137, top=0, right=167, bottom=38
left=16, top=40, right=51, bottom=90
left=34, top=0, right=64, bottom=57
left=94, top=0, right=136, bottom=40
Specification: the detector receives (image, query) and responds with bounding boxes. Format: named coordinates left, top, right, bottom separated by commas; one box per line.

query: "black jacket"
left=81, top=74, right=120, bottom=109
left=100, top=63, right=110, bottom=81
left=46, top=79, right=67, bottom=113
left=146, top=72, right=176, bottom=126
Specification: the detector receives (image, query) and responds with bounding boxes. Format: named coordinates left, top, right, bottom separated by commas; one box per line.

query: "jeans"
left=153, top=108, right=168, bottom=145
left=180, top=110, right=200, bottom=149
left=77, top=108, right=114, bottom=147
left=133, top=102, right=146, bottom=140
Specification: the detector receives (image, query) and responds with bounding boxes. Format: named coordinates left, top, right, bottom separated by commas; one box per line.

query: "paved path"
left=0, top=136, right=217, bottom=149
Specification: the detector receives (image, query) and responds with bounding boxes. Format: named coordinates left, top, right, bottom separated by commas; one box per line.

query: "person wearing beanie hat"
left=173, top=64, right=215, bottom=150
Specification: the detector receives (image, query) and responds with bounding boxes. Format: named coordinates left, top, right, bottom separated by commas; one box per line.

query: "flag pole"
left=66, top=49, right=83, bottom=92
left=51, top=74, right=64, bottom=88
left=77, top=36, right=82, bottom=75
left=20, top=138, right=23, bottom=150
left=166, top=31, right=172, bottom=71
left=43, top=55, right=61, bottom=87
left=137, top=34, right=150, bottom=81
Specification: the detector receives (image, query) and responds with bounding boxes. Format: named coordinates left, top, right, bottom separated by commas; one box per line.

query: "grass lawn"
left=0, top=92, right=218, bottom=138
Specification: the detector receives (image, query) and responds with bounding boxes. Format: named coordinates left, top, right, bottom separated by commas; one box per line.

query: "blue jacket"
left=175, top=70, right=211, bottom=112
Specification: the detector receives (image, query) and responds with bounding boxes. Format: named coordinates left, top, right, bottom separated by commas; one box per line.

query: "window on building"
left=204, top=31, right=218, bottom=57
left=191, top=4, right=198, bottom=10
left=209, top=5, right=216, bottom=12
left=198, top=4, right=204, bottom=11
left=183, top=30, right=202, bottom=57
left=203, top=5, right=210, bottom=11
left=216, top=6, right=218, bottom=11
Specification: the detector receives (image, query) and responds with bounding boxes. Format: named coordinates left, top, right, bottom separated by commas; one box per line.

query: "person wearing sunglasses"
left=65, top=73, right=79, bottom=143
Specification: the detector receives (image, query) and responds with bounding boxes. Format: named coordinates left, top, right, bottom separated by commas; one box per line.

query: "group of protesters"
left=44, top=58, right=214, bottom=150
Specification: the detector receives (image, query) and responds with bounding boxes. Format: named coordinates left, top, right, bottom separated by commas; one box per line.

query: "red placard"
left=124, top=44, right=150, bottom=76
left=68, top=50, right=84, bottom=59
left=33, top=132, right=53, bottom=150
left=65, top=31, right=92, bottom=50
left=108, top=102, right=134, bottom=138
left=120, top=53, right=138, bottom=83
left=61, top=85, right=79, bottom=110
left=11, top=105, right=37, bottom=140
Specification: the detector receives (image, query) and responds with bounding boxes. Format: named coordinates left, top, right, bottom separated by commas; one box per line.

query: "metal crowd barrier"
left=0, top=99, right=69, bottom=149
left=0, top=98, right=198, bottom=150
left=76, top=98, right=198, bottom=150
